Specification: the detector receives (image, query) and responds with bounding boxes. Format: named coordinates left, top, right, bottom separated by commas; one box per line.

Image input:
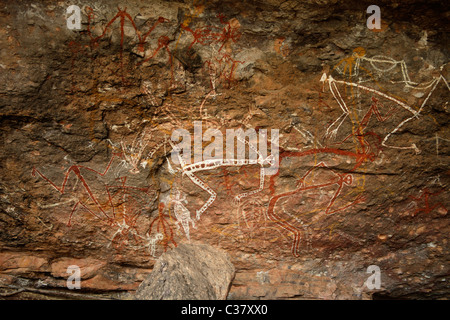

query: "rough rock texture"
left=135, top=242, right=235, bottom=300
left=0, top=0, right=449, bottom=299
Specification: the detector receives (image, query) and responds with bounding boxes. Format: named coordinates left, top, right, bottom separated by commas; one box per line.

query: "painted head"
left=352, top=47, right=366, bottom=58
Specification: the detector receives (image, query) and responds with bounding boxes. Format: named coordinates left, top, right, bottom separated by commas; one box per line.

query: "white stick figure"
left=170, top=189, right=196, bottom=241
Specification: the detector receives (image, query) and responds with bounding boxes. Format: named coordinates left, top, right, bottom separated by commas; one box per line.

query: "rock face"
left=0, top=0, right=449, bottom=300
left=135, top=242, right=235, bottom=300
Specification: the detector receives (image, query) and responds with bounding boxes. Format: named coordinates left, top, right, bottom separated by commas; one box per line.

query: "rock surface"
left=135, top=242, right=235, bottom=300
left=0, top=0, right=449, bottom=300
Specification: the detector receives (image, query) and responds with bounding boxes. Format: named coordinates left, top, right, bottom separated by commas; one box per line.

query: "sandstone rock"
left=50, top=257, right=106, bottom=279
left=134, top=242, right=235, bottom=300
left=0, top=0, right=449, bottom=300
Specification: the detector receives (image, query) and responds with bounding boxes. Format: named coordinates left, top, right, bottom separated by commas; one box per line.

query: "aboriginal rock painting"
left=30, top=4, right=449, bottom=259
left=68, top=4, right=242, bottom=90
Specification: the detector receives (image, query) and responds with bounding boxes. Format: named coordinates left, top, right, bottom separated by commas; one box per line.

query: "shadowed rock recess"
left=0, top=0, right=448, bottom=300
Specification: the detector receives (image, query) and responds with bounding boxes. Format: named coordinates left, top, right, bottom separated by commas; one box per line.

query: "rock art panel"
left=0, top=0, right=448, bottom=300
